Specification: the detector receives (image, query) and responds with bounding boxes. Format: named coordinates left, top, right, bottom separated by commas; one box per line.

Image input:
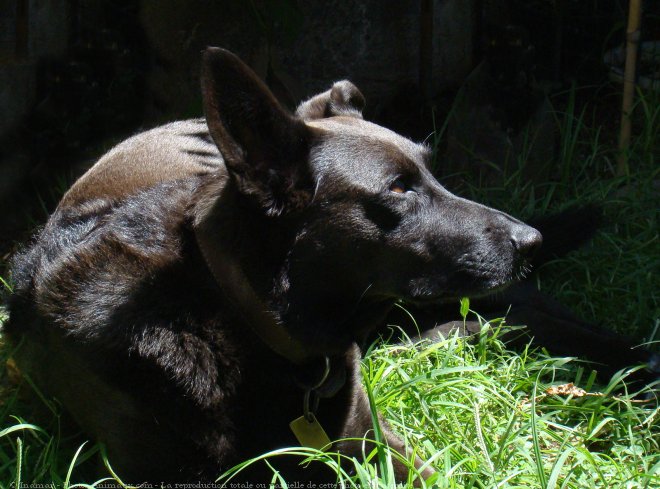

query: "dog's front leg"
left=336, top=383, right=435, bottom=485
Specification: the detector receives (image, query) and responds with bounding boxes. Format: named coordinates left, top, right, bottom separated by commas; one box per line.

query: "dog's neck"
left=192, top=179, right=311, bottom=366
left=191, top=173, right=394, bottom=370
left=192, top=175, right=349, bottom=363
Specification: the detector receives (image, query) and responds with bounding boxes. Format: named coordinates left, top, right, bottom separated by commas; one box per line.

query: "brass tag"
left=289, top=414, right=332, bottom=451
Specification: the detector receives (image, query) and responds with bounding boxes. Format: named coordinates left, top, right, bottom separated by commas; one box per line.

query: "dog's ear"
left=295, top=80, right=365, bottom=120
left=201, top=47, right=313, bottom=215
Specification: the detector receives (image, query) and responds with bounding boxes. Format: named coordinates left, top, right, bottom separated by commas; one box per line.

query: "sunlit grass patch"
left=363, top=315, right=659, bottom=488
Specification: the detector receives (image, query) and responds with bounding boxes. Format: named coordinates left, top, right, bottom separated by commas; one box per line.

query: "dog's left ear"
left=201, top=47, right=313, bottom=215
left=295, top=80, right=365, bottom=120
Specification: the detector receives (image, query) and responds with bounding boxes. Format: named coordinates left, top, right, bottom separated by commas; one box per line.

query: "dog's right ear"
left=201, top=47, right=313, bottom=215
left=295, top=80, right=365, bottom=120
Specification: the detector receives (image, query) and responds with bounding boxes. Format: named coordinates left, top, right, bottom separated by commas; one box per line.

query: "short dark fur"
left=7, top=48, right=543, bottom=483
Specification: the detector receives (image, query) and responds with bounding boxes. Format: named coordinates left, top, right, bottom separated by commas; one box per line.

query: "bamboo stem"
left=617, top=0, right=643, bottom=176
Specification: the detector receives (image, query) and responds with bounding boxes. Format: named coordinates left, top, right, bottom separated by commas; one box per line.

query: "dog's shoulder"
left=11, top=176, right=210, bottom=337
left=9, top=175, right=242, bottom=406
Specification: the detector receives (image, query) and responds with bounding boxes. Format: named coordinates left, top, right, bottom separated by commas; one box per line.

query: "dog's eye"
left=389, top=178, right=408, bottom=194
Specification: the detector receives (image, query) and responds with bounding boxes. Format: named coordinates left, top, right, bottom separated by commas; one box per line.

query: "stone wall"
left=139, top=0, right=476, bottom=120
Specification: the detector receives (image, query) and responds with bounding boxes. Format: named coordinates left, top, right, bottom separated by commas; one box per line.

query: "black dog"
left=7, top=48, right=542, bottom=484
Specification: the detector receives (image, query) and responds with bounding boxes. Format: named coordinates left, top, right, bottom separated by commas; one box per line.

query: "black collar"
left=195, top=225, right=347, bottom=400
left=195, top=222, right=313, bottom=365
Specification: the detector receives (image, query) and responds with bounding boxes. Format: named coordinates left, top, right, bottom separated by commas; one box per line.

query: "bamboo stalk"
left=617, top=0, right=643, bottom=176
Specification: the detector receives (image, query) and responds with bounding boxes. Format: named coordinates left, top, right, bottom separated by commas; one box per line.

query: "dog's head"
left=200, top=47, right=541, bottom=338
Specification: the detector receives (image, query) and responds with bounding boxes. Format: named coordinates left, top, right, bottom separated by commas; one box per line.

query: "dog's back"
left=59, top=119, right=223, bottom=208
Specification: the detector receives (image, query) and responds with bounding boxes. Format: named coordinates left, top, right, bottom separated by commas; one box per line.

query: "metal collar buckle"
left=303, top=356, right=330, bottom=422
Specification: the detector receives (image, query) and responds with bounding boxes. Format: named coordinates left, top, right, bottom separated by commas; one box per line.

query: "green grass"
left=0, top=314, right=656, bottom=488
left=0, top=86, right=657, bottom=487
left=364, top=318, right=658, bottom=488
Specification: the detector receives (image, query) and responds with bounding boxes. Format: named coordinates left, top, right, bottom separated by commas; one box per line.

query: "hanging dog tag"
left=290, top=414, right=332, bottom=451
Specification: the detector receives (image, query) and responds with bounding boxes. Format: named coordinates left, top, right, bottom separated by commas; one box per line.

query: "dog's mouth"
left=403, top=258, right=533, bottom=305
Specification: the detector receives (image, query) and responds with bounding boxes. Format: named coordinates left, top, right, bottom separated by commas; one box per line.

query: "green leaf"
left=459, top=297, right=470, bottom=321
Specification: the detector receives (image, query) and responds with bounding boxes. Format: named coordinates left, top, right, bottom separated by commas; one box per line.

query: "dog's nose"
left=511, top=225, right=543, bottom=257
